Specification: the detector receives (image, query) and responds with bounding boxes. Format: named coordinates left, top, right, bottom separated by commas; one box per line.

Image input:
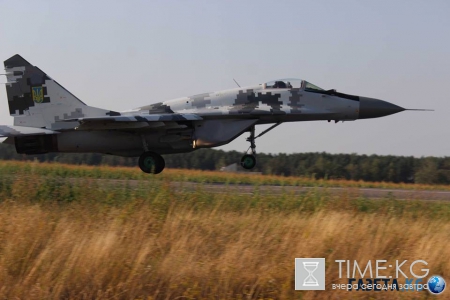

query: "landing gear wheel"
left=138, top=151, right=165, bottom=174
left=241, top=154, right=256, bottom=170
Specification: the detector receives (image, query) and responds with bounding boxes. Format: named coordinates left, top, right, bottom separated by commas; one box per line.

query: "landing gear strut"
left=240, top=122, right=282, bottom=170
left=139, top=151, right=165, bottom=174
left=241, top=126, right=257, bottom=170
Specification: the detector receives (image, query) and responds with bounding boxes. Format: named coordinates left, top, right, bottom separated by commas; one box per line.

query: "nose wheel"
left=241, top=126, right=257, bottom=170
left=241, top=154, right=257, bottom=170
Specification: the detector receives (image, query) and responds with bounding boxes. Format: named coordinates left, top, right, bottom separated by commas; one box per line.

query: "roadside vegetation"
left=0, top=160, right=448, bottom=299
left=1, top=160, right=450, bottom=190
left=2, top=144, right=450, bottom=184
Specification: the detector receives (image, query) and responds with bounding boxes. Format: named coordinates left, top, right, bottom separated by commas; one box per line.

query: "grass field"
left=2, top=160, right=450, bottom=190
left=0, top=161, right=449, bottom=299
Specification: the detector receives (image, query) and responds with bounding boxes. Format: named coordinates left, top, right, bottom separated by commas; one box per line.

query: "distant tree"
left=415, top=157, right=439, bottom=184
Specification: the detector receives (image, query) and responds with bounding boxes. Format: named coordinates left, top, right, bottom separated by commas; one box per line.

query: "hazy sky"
left=1, top=0, right=449, bottom=157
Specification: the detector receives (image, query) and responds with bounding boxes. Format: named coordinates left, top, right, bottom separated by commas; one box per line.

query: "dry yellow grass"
left=0, top=200, right=448, bottom=299
left=0, top=161, right=449, bottom=299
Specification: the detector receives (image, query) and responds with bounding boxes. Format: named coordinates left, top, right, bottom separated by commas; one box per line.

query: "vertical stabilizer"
left=4, top=54, right=118, bottom=129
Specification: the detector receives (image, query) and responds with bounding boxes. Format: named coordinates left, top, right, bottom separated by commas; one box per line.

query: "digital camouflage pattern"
left=1, top=54, right=407, bottom=161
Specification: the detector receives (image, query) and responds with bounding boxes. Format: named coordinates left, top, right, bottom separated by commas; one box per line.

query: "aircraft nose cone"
left=358, top=97, right=405, bottom=119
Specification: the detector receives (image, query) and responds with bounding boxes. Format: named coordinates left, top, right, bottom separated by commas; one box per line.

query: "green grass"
left=2, top=160, right=450, bottom=190
left=1, top=161, right=449, bottom=220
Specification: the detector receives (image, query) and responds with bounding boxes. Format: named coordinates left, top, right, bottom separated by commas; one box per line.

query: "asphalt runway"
left=168, top=182, right=450, bottom=201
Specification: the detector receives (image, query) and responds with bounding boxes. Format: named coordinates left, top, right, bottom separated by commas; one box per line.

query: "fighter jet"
left=0, top=54, right=420, bottom=174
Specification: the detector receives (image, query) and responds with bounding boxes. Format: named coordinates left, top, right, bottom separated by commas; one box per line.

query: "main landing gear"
left=138, top=151, right=165, bottom=174
left=138, top=136, right=165, bottom=174
left=240, top=123, right=281, bottom=170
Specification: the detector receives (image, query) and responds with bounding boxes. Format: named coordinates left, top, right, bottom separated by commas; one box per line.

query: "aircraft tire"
left=138, top=151, right=165, bottom=174
left=240, top=154, right=257, bottom=170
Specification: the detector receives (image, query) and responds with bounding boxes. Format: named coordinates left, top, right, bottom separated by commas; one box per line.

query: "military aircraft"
left=1, top=54, right=422, bottom=174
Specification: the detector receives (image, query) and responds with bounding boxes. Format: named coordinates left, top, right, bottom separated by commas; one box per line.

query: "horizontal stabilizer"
left=0, top=125, right=59, bottom=137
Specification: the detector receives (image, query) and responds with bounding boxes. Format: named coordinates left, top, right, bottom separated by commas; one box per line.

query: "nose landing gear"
left=240, top=122, right=281, bottom=170
left=241, top=126, right=257, bottom=170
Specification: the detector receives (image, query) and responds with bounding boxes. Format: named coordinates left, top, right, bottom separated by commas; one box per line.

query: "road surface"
left=167, top=181, right=450, bottom=201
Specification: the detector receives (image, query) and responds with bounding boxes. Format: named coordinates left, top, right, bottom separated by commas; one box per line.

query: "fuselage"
left=74, top=78, right=399, bottom=156
left=137, top=83, right=361, bottom=125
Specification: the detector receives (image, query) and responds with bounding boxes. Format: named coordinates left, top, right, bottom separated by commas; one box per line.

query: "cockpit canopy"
left=263, top=78, right=325, bottom=92
left=262, top=78, right=361, bottom=101
left=264, top=78, right=301, bottom=89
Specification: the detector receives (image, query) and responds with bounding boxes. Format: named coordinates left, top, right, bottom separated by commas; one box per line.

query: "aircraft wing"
left=0, top=125, right=59, bottom=137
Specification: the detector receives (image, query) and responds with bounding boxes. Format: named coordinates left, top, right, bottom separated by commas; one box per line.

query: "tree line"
left=0, top=143, right=447, bottom=184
